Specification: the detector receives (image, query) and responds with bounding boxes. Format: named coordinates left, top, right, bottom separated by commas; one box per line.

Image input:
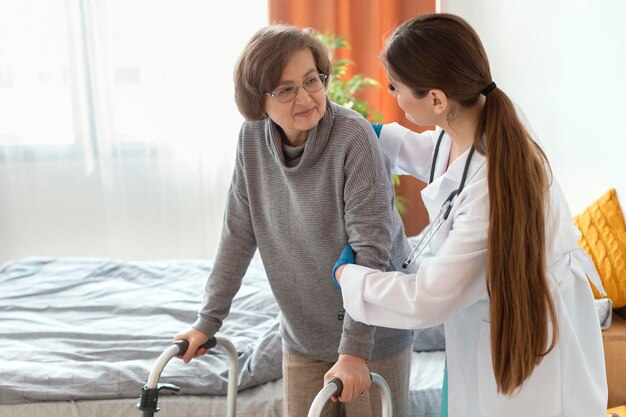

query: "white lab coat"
left=341, top=123, right=608, bottom=417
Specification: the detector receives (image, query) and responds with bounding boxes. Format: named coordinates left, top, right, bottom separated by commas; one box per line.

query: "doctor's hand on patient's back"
left=370, top=122, right=383, bottom=138
left=174, top=327, right=210, bottom=364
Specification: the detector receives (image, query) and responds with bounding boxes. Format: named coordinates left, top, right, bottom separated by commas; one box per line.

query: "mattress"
left=0, top=379, right=284, bottom=417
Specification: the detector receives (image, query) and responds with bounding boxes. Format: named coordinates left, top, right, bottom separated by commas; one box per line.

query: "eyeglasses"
left=266, top=73, right=327, bottom=103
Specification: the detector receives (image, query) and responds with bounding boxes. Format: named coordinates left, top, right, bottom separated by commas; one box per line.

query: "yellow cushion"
left=607, top=405, right=626, bottom=417
left=574, top=188, right=626, bottom=308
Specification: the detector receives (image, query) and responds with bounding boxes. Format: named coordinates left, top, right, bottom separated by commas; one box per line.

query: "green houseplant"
left=316, top=31, right=406, bottom=214
left=316, top=32, right=382, bottom=122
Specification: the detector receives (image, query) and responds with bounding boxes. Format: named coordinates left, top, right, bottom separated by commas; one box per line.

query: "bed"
left=0, top=256, right=445, bottom=417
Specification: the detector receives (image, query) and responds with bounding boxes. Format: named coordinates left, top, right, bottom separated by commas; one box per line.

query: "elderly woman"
left=175, top=25, right=414, bottom=417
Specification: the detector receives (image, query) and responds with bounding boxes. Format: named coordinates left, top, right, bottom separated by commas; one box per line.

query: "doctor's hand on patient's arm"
left=334, top=265, right=348, bottom=286
left=324, top=354, right=371, bottom=403
left=174, top=327, right=209, bottom=364
left=332, top=243, right=354, bottom=288
left=332, top=244, right=355, bottom=288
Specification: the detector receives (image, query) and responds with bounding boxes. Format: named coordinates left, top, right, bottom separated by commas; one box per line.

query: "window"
left=0, top=0, right=267, bottom=155
left=0, top=1, right=80, bottom=146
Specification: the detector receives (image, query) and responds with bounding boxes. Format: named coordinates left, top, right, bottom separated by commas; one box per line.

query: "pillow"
left=574, top=188, right=626, bottom=308
left=413, top=326, right=446, bottom=352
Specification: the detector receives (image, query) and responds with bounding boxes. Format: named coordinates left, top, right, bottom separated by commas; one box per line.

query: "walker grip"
left=328, top=377, right=343, bottom=395
left=174, top=337, right=217, bottom=356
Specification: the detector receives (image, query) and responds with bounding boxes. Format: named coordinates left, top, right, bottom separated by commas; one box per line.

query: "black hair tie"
left=480, top=81, right=497, bottom=96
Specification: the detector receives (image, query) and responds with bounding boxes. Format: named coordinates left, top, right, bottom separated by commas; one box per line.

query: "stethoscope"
left=402, top=130, right=476, bottom=269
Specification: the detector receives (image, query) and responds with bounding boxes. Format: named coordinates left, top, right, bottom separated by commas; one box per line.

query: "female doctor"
left=332, top=13, right=608, bottom=417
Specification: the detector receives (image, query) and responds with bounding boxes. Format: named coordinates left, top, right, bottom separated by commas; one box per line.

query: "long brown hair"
left=383, top=13, right=558, bottom=395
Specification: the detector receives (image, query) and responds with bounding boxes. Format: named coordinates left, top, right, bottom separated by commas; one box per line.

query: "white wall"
left=441, top=0, right=626, bottom=215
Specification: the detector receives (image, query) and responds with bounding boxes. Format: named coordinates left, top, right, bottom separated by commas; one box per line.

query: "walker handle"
left=174, top=337, right=217, bottom=356
left=138, top=336, right=237, bottom=417
left=307, top=373, right=393, bottom=417
left=327, top=377, right=344, bottom=395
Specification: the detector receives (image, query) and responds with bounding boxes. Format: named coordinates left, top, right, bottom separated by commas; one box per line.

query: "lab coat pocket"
left=477, top=320, right=562, bottom=417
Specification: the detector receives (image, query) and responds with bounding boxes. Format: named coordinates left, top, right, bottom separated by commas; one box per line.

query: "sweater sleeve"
left=192, top=130, right=257, bottom=337
left=337, top=121, right=398, bottom=359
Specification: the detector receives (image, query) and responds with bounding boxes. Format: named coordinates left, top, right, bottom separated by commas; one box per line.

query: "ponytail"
left=476, top=89, right=558, bottom=395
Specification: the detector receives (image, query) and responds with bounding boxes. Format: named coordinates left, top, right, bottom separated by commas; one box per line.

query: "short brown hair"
left=234, top=25, right=331, bottom=121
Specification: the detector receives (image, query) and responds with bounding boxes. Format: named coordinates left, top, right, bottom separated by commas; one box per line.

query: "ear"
left=428, top=89, right=448, bottom=115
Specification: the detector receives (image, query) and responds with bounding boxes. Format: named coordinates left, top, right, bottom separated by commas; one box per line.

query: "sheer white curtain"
left=0, top=0, right=268, bottom=264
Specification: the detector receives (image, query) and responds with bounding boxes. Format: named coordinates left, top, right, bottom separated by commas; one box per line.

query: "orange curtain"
left=268, top=0, right=435, bottom=235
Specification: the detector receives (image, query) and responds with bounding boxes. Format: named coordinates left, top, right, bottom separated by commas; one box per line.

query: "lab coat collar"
left=421, top=141, right=486, bottom=221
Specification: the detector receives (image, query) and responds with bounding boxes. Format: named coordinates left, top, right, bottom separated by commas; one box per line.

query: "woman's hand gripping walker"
left=136, top=337, right=238, bottom=417
left=308, top=374, right=394, bottom=417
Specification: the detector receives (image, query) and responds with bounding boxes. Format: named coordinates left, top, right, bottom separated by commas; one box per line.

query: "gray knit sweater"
left=193, top=99, right=413, bottom=361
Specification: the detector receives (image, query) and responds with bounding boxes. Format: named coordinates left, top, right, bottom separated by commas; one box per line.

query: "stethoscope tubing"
left=402, top=130, right=475, bottom=269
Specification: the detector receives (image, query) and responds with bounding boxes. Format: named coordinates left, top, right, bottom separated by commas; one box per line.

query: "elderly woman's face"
left=265, top=48, right=326, bottom=146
